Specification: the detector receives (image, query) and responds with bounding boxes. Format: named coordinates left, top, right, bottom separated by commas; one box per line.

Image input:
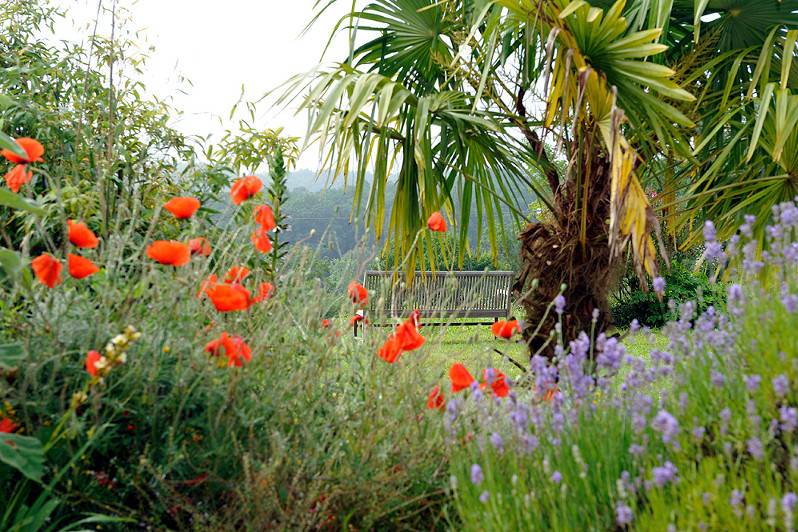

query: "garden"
left=1, top=0, right=798, bottom=530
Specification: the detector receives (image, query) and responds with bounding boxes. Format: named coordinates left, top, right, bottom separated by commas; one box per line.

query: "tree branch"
left=514, top=86, right=561, bottom=196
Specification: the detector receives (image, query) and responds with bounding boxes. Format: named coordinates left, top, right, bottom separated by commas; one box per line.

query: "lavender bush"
left=449, top=202, right=798, bottom=530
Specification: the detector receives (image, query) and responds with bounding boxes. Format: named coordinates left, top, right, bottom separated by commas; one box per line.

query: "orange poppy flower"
left=449, top=363, right=476, bottom=392
left=197, top=274, right=218, bottom=299
left=67, top=220, right=99, bottom=249
left=491, top=319, right=521, bottom=339
left=395, top=318, right=425, bottom=351
left=322, top=319, right=331, bottom=328
left=85, top=350, right=102, bottom=377
left=253, top=282, right=274, bottom=303
left=146, top=240, right=191, bottom=266
left=427, top=211, right=447, bottom=232
left=481, top=369, right=510, bottom=398
left=378, top=334, right=404, bottom=364
left=348, top=281, right=368, bottom=307
left=31, top=253, right=62, bottom=288
left=230, top=175, right=262, bottom=205
left=189, top=237, right=212, bottom=256
left=223, top=266, right=251, bottom=284
left=164, top=197, right=200, bottom=219
left=427, top=385, right=445, bottom=410
left=251, top=228, right=273, bottom=253
left=68, top=253, right=99, bottom=279
left=4, top=164, right=32, bottom=193
left=1, top=137, right=44, bottom=164
left=206, top=283, right=251, bottom=312
left=254, top=204, right=276, bottom=231
left=0, top=416, right=17, bottom=433
left=205, top=332, right=252, bottom=367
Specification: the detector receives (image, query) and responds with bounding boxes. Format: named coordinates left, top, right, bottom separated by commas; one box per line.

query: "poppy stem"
left=492, top=348, right=527, bottom=372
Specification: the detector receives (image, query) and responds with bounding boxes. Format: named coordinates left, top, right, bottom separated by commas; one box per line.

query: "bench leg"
left=354, top=319, right=359, bottom=338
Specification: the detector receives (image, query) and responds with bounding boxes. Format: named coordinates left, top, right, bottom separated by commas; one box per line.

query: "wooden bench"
left=356, top=270, right=514, bottom=335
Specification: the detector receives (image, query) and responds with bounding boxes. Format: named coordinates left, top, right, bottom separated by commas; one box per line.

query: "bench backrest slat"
left=362, top=270, right=514, bottom=320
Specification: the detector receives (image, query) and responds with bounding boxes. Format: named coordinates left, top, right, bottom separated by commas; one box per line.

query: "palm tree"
left=283, top=0, right=798, bottom=357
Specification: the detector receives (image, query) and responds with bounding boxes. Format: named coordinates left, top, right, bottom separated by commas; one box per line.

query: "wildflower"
left=377, top=335, right=404, bottom=363
left=745, top=374, right=761, bottom=392
left=251, top=228, right=273, bottom=253
left=773, top=374, right=790, bottom=398
left=377, top=316, right=425, bottom=363
left=146, top=241, right=190, bottom=266
left=85, top=350, right=103, bottom=378
left=551, top=471, right=562, bottom=484
left=783, top=493, right=798, bottom=514
left=554, top=294, right=566, bottom=315
left=0, top=416, right=17, bottom=433
left=630, top=319, right=640, bottom=332
left=224, top=266, right=251, bottom=284
left=651, top=462, right=677, bottom=487
left=703, top=220, right=717, bottom=242
left=491, top=319, right=521, bottom=339
left=479, top=491, right=490, bottom=503
left=651, top=410, right=679, bottom=444
left=254, top=204, right=276, bottom=231
left=349, top=314, right=366, bottom=326
left=1, top=137, right=43, bottom=192
left=253, top=282, right=274, bottom=303
left=747, top=437, right=764, bottom=460
left=427, top=211, right=446, bottom=232
left=205, top=283, right=251, bottom=312
left=67, top=220, right=99, bottom=248
left=489, top=432, right=504, bottom=453
left=652, top=276, right=666, bottom=295
left=197, top=274, right=218, bottom=298
left=450, top=363, right=476, bottom=392
left=67, top=253, right=99, bottom=279
left=730, top=490, right=744, bottom=515
left=347, top=281, right=368, bottom=307
left=483, top=368, right=510, bottom=397
left=427, top=385, right=445, bottom=410
left=230, top=175, right=262, bottom=205
left=204, top=332, right=253, bottom=367
left=188, top=237, right=212, bottom=256
left=616, top=503, right=633, bottom=526
left=321, top=319, right=330, bottom=328
left=781, top=406, right=798, bottom=433
left=31, top=253, right=62, bottom=288
left=470, top=464, right=483, bottom=485
left=163, top=197, right=200, bottom=219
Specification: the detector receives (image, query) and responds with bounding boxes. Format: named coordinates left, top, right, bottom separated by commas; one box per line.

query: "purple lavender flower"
left=479, top=490, right=490, bottom=503
left=484, top=367, right=496, bottom=385
left=730, top=490, right=744, bottom=511
left=470, top=464, right=484, bottom=485
left=783, top=492, right=797, bottom=514
left=554, top=295, right=566, bottom=315
left=653, top=276, right=666, bottom=294
left=773, top=374, right=790, bottom=398
left=692, top=426, right=705, bottom=441
left=711, top=370, right=725, bottom=387
left=551, top=471, right=562, bottom=484
left=490, top=432, right=504, bottom=453
left=745, top=374, right=761, bottom=392
left=629, top=444, right=645, bottom=457
left=705, top=241, right=724, bottom=262
left=747, top=437, right=764, bottom=461
left=782, top=294, right=798, bottom=313
left=703, top=221, right=717, bottom=242
left=652, top=462, right=678, bottom=487
left=652, top=410, right=680, bottom=444
left=630, top=319, right=640, bottom=332
left=781, top=406, right=798, bottom=433
left=616, top=503, right=633, bottom=526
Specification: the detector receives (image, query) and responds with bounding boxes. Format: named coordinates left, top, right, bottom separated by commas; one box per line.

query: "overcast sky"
left=58, top=0, right=355, bottom=169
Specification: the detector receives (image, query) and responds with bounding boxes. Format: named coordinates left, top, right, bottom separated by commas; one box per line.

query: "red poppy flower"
left=481, top=368, right=510, bottom=398
left=68, top=253, right=99, bottom=279
left=427, top=385, right=445, bottom=410
left=0, top=416, right=17, bottom=433
left=189, top=237, right=212, bottom=256
left=230, top=175, right=262, bottom=205
left=204, top=332, right=252, bottom=367
left=378, top=335, right=404, bottom=364
left=164, top=197, right=200, bottom=219
left=197, top=274, right=218, bottom=298
left=31, top=253, right=62, bottom=288
left=4, top=164, right=32, bottom=193
left=146, top=241, right=191, bottom=266
left=1, top=137, right=44, bottom=164
left=427, top=211, right=447, bottom=232
left=206, top=283, right=251, bottom=312
left=349, top=314, right=369, bottom=326
left=348, top=281, right=368, bottom=307
left=223, top=266, right=251, bottom=284
left=321, top=319, right=331, bottom=328
left=491, top=319, right=521, bottom=339
left=543, top=385, right=559, bottom=402
left=450, top=363, right=476, bottom=392
left=253, top=282, right=274, bottom=303
left=254, top=204, right=276, bottom=231
left=67, top=220, right=99, bottom=249
left=85, top=350, right=102, bottom=377
left=395, top=318, right=425, bottom=351
left=251, top=228, right=273, bottom=253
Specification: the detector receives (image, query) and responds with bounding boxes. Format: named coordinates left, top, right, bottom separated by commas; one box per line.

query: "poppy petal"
left=254, top=204, right=276, bottom=231
left=449, top=363, right=476, bottom=392
left=164, top=197, right=200, bottom=219
left=1, top=137, right=44, bottom=164
left=146, top=241, right=191, bottom=266
left=31, top=253, right=62, bottom=288
left=68, top=253, right=99, bottom=279
left=427, top=211, right=447, bottom=232
left=67, top=220, right=99, bottom=249
left=4, top=164, right=32, bottom=193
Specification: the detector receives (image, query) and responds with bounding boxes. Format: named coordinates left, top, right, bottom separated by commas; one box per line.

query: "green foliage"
left=612, top=258, right=726, bottom=327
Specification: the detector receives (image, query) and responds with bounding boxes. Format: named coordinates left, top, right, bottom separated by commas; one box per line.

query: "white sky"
left=58, top=0, right=355, bottom=169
